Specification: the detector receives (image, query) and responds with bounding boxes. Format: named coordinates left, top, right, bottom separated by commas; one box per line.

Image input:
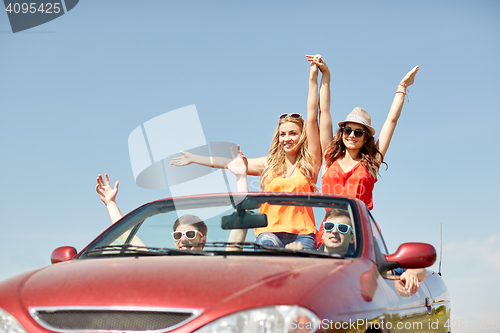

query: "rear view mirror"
left=221, top=211, right=268, bottom=230
left=51, top=246, right=78, bottom=264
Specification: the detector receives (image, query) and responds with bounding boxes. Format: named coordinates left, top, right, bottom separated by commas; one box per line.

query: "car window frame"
left=367, top=209, right=389, bottom=255
left=79, top=193, right=365, bottom=259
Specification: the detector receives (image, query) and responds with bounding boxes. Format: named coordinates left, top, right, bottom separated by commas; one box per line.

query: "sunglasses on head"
left=279, top=113, right=302, bottom=119
left=171, top=230, right=203, bottom=241
left=323, top=221, right=352, bottom=234
left=342, top=126, right=365, bottom=138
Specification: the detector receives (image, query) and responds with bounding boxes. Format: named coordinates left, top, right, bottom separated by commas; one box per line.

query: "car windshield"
left=80, top=193, right=361, bottom=259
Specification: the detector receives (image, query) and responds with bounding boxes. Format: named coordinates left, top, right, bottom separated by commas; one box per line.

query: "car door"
left=368, top=210, right=435, bottom=333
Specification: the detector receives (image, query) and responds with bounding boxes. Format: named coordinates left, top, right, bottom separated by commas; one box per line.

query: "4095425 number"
left=5, top=2, right=61, bottom=14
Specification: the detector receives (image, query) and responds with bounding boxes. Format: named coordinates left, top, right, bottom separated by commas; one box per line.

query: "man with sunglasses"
left=97, top=146, right=249, bottom=252
left=318, top=208, right=354, bottom=255
left=96, top=173, right=208, bottom=251
left=286, top=209, right=425, bottom=295
left=172, top=214, right=207, bottom=251
left=285, top=208, right=353, bottom=255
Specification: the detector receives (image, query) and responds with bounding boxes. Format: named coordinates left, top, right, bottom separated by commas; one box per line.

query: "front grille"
left=30, top=307, right=201, bottom=332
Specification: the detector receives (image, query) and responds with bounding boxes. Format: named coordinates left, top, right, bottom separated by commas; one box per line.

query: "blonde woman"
left=170, top=55, right=326, bottom=248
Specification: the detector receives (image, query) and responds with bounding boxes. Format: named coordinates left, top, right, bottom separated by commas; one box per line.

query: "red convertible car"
left=0, top=193, right=450, bottom=332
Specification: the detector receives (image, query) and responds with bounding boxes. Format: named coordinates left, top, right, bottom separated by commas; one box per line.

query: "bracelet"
left=210, top=157, right=214, bottom=168
left=397, top=83, right=409, bottom=102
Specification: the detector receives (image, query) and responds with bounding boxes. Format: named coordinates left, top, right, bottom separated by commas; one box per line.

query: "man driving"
left=96, top=146, right=244, bottom=252
left=172, top=214, right=207, bottom=250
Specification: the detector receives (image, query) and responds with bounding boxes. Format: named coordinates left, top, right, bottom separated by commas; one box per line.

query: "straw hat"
left=338, top=107, right=376, bottom=136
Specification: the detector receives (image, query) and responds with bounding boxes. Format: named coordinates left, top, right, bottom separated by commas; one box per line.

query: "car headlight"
left=194, top=305, right=319, bottom=333
left=0, top=308, right=27, bottom=333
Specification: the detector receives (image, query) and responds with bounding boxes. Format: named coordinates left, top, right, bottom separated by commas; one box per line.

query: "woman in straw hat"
left=312, top=59, right=419, bottom=245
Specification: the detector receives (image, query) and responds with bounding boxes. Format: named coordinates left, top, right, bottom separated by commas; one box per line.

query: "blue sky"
left=1, top=1, right=499, bottom=332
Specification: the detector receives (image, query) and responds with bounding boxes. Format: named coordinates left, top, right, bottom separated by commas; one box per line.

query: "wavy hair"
left=324, top=126, right=387, bottom=179
left=260, top=116, right=317, bottom=191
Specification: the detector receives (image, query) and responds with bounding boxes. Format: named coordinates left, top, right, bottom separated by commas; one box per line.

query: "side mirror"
left=385, top=242, right=436, bottom=269
left=51, top=246, right=78, bottom=264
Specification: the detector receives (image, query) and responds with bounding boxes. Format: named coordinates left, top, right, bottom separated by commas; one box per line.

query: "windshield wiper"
left=83, top=243, right=345, bottom=259
left=204, top=242, right=345, bottom=258
left=83, top=245, right=212, bottom=257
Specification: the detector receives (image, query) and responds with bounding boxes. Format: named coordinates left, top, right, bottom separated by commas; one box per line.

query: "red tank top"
left=321, top=160, right=376, bottom=209
left=317, top=160, right=377, bottom=246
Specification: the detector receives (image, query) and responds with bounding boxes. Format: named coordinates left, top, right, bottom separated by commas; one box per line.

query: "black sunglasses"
left=342, top=126, right=365, bottom=138
left=323, top=221, right=352, bottom=234
left=279, top=113, right=302, bottom=119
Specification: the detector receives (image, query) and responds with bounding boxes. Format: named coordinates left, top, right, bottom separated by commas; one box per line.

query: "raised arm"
left=225, top=145, right=250, bottom=250
left=227, top=145, right=249, bottom=192
left=305, top=54, right=323, bottom=177
left=313, top=57, right=334, bottom=155
left=377, top=65, right=419, bottom=158
left=318, top=56, right=331, bottom=159
left=96, top=174, right=123, bottom=224
left=170, top=150, right=266, bottom=177
left=96, top=174, right=146, bottom=247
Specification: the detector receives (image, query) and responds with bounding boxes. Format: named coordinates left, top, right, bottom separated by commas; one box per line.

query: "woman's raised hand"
left=306, top=54, right=321, bottom=63
left=96, top=174, right=119, bottom=206
left=306, top=54, right=319, bottom=78
left=400, top=65, right=419, bottom=87
left=306, top=54, right=329, bottom=73
left=226, top=144, right=248, bottom=178
left=170, top=151, right=194, bottom=166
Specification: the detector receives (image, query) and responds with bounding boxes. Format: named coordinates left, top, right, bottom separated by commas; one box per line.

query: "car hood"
left=19, top=255, right=356, bottom=310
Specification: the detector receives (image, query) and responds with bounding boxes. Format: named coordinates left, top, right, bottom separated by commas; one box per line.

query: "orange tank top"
left=255, top=170, right=316, bottom=236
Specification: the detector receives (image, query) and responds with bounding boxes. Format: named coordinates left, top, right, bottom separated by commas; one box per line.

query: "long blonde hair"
left=260, top=116, right=317, bottom=191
